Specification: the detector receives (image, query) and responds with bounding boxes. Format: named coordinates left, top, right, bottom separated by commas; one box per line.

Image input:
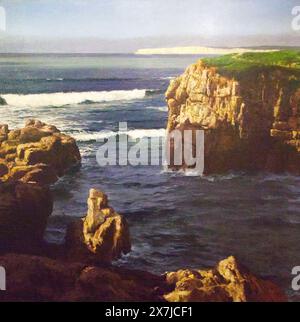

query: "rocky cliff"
left=166, top=51, right=300, bottom=173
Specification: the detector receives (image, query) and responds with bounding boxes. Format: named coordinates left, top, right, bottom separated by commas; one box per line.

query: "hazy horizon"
left=0, top=0, right=299, bottom=53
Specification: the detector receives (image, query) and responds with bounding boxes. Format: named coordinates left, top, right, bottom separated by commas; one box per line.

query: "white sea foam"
left=146, top=105, right=168, bottom=112
left=161, top=167, right=204, bottom=177
left=46, top=78, right=64, bottom=81
left=1, top=89, right=148, bottom=108
left=160, top=76, right=175, bottom=80
left=71, top=128, right=166, bottom=142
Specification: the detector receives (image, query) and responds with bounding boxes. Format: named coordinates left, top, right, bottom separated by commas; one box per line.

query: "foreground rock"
left=0, top=119, right=81, bottom=185
left=164, top=256, right=286, bottom=302
left=0, top=254, right=165, bottom=302
left=166, top=51, right=300, bottom=174
left=0, top=254, right=286, bottom=302
left=0, top=182, right=286, bottom=301
left=66, top=189, right=131, bottom=264
left=0, top=181, right=53, bottom=253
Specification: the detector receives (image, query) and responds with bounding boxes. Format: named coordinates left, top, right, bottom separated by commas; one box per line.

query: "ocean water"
left=1, top=54, right=300, bottom=300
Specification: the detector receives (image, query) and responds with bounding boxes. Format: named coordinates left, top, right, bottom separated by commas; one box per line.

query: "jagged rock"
left=166, top=55, right=300, bottom=174
left=8, top=164, right=58, bottom=185
left=66, top=189, right=131, bottom=264
left=0, top=254, right=165, bottom=302
left=0, top=120, right=81, bottom=184
left=0, top=181, right=53, bottom=253
left=164, top=256, right=286, bottom=302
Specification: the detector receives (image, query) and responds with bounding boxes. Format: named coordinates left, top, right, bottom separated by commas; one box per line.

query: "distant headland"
left=134, top=46, right=279, bottom=55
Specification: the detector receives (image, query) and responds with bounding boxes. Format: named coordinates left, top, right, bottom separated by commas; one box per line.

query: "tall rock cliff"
left=166, top=51, right=300, bottom=174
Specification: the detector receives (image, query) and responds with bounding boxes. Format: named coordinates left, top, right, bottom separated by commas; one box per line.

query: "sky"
left=0, top=0, right=299, bottom=52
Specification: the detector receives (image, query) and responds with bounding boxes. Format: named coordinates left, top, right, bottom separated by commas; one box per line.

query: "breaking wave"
left=71, top=128, right=166, bottom=142
left=1, top=89, right=149, bottom=108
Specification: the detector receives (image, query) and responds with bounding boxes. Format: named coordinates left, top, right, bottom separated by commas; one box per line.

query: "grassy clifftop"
left=202, top=50, right=300, bottom=74
left=202, top=50, right=300, bottom=92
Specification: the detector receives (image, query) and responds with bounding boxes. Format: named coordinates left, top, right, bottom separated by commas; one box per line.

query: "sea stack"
left=66, top=188, right=131, bottom=264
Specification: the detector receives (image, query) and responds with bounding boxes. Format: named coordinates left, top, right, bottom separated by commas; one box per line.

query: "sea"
left=0, top=53, right=299, bottom=300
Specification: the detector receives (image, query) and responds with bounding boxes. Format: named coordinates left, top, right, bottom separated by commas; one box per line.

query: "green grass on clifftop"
left=202, top=50, right=300, bottom=75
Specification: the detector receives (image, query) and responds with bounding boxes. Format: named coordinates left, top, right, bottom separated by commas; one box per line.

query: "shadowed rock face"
left=0, top=182, right=53, bottom=253
left=0, top=254, right=166, bottom=302
left=166, top=60, right=300, bottom=174
left=66, top=189, right=131, bottom=265
left=0, top=119, right=81, bottom=185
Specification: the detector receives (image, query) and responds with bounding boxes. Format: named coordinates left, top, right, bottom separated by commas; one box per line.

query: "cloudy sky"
left=0, top=0, right=299, bottom=52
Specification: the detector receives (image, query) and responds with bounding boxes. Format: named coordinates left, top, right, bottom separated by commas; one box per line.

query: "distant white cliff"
left=135, top=46, right=279, bottom=55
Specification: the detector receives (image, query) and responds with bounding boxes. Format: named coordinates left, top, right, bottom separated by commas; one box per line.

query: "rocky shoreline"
left=0, top=120, right=287, bottom=302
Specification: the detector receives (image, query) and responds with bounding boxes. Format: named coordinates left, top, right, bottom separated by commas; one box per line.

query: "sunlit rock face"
left=164, top=256, right=287, bottom=302
left=66, top=188, right=131, bottom=265
left=0, top=119, right=81, bottom=185
left=166, top=58, right=300, bottom=174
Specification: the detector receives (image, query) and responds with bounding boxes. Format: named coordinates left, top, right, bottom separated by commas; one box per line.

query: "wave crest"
left=2, top=89, right=148, bottom=108
left=71, top=128, right=166, bottom=142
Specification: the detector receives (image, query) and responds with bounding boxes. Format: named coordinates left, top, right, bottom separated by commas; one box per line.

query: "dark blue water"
left=1, top=54, right=299, bottom=300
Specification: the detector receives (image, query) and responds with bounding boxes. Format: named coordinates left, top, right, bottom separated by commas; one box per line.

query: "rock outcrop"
left=0, top=254, right=286, bottom=302
left=0, top=120, right=81, bottom=253
left=0, top=254, right=165, bottom=302
left=0, top=178, right=286, bottom=302
left=66, top=189, right=131, bottom=264
left=166, top=52, right=300, bottom=174
left=0, top=119, right=81, bottom=185
left=164, top=256, right=286, bottom=302
left=0, top=181, right=53, bottom=253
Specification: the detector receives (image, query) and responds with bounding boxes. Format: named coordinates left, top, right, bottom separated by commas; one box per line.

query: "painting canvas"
left=0, top=0, right=300, bottom=308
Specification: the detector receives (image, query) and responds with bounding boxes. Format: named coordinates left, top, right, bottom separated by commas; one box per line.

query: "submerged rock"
left=0, top=119, right=81, bottom=185
left=164, top=256, right=286, bottom=302
left=166, top=53, right=300, bottom=174
left=66, top=189, right=131, bottom=264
